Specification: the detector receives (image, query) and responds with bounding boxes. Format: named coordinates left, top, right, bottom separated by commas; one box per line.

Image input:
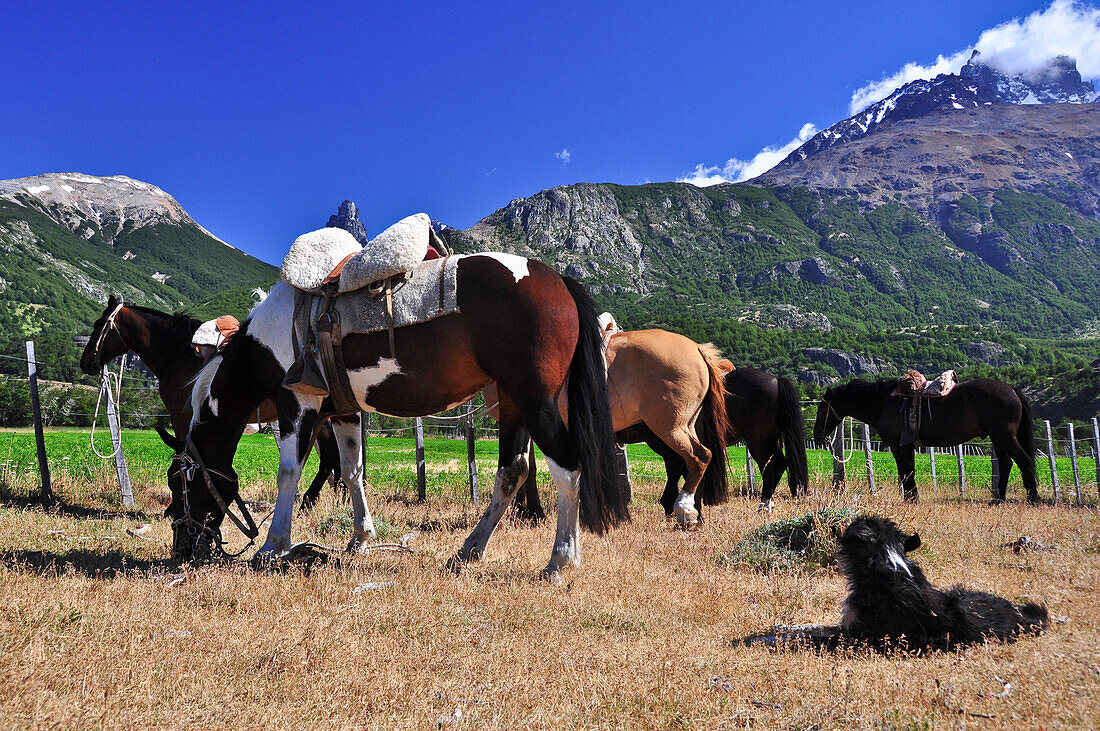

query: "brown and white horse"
left=173, top=254, right=628, bottom=576
left=504, top=319, right=730, bottom=528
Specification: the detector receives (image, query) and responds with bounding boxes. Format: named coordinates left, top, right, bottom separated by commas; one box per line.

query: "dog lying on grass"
left=744, top=515, right=1048, bottom=652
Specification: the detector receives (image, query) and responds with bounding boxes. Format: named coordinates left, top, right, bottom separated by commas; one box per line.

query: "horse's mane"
left=125, top=304, right=204, bottom=337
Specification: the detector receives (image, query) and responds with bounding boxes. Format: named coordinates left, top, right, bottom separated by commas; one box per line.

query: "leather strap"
left=316, top=285, right=360, bottom=416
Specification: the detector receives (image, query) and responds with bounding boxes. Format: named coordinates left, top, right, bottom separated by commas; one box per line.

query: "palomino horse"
left=508, top=318, right=730, bottom=528
left=814, top=378, right=1038, bottom=503
left=171, top=254, right=627, bottom=576
left=79, top=297, right=347, bottom=511
left=613, top=367, right=808, bottom=515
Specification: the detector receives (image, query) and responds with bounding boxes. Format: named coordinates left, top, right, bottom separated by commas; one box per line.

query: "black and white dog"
left=744, top=515, right=1048, bottom=651
left=837, top=516, right=1047, bottom=650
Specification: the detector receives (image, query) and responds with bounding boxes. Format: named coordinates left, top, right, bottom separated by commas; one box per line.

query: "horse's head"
left=813, top=387, right=842, bottom=446
left=156, top=357, right=245, bottom=561
left=157, top=423, right=241, bottom=561
left=81, top=296, right=128, bottom=374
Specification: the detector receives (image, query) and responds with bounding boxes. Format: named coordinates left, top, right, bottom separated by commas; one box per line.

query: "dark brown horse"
left=813, top=378, right=1038, bottom=503
left=171, top=253, right=627, bottom=576
left=79, top=297, right=346, bottom=512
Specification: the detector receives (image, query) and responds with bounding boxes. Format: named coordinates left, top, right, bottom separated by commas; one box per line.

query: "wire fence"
left=2, top=343, right=1098, bottom=509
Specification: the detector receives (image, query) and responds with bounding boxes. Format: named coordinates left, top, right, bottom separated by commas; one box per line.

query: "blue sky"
left=3, top=1, right=1094, bottom=264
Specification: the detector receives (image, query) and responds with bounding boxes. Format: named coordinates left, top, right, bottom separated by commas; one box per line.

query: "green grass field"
left=1, top=427, right=1096, bottom=508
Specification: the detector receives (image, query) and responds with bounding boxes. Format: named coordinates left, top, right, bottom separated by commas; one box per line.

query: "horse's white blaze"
left=472, top=252, right=530, bottom=283
left=349, top=357, right=403, bottom=403
left=545, top=457, right=581, bottom=573
left=246, top=280, right=297, bottom=369
left=885, top=547, right=913, bottom=577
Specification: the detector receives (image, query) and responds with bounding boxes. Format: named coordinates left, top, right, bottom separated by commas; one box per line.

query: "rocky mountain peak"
left=325, top=199, right=369, bottom=244
left=776, top=53, right=1098, bottom=169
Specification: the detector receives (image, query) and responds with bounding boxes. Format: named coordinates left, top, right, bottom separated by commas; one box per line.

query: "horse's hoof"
left=674, top=508, right=699, bottom=531
left=540, top=569, right=564, bottom=586
left=250, top=550, right=280, bottom=571
left=757, top=500, right=774, bottom=514
left=1027, top=494, right=1042, bottom=506
left=444, top=555, right=467, bottom=575
left=989, top=498, right=1005, bottom=506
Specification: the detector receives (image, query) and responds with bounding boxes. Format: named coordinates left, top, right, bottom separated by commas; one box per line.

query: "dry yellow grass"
left=0, top=476, right=1097, bottom=729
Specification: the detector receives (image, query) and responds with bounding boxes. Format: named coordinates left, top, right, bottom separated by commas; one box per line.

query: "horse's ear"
left=155, top=425, right=184, bottom=453
left=904, top=532, right=921, bottom=552
left=107, top=294, right=119, bottom=309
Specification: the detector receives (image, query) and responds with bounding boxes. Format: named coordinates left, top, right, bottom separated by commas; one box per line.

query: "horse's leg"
left=992, top=443, right=1011, bottom=504
left=659, top=453, right=684, bottom=517
left=451, top=408, right=531, bottom=569
left=300, top=422, right=338, bottom=512
left=1003, top=437, right=1040, bottom=503
left=891, top=445, right=918, bottom=502
left=329, top=414, right=378, bottom=551
left=665, top=425, right=712, bottom=529
left=512, top=441, right=545, bottom=524
left=256, top=396, right=322, bottom=559
left=757, top=437, right=787, bottom=511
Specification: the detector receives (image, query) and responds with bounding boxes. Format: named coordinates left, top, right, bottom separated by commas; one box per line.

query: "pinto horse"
left=612, top=367, right=808, bottom=515
left=79, top=296, right=347, bottom=510
left=503, top=325, right=730, bottom=528
left=813, top=378, right=1038, bottom=503
left=173, top=254, right=627, bottom=576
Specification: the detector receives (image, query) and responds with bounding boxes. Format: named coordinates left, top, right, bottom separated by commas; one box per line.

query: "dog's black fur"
left=838, top=516, right=1048, bottom=650
left=743, top=515, right=1048, bottom=652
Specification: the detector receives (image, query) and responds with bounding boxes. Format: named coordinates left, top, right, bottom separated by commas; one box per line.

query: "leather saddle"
left=279, top=214, right=448, bottom=415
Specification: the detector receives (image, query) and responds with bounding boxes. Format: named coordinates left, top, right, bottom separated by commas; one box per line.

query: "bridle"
left=91, top=301, right=129, bottom=370
left=170, top=434, right=261, bottom=559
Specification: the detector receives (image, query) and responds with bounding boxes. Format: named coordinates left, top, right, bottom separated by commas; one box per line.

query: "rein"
left=89, top=303, right=130, bottom=460
left=172, top=435, right=261, bottom=558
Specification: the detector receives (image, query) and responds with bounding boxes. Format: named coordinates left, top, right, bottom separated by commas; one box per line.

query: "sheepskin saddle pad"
left=281, top=213, right=435, bottom=294
left=191, top=315, right=240, bottom=349
left=331, top=253, right=460, bottom=336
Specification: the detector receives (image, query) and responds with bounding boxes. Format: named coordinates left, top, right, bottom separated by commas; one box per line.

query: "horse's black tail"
left=777, top=376, right=809, bottom=495
left=562, top=277, right=630, bottom=534
left=696, top=344, right=730, bottom=506
left=1014, top=387, right=1036, bottom=466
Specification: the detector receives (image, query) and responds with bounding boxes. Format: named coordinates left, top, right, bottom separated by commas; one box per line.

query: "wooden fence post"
left=955, top=444, right=965, bottom=497
left=1092, top=418, right=1100, bottom=503
left=1045, top=420, right=1060, bottom=502
left=862, top=423, right=875, bottom=494
left=25, top=341, right=55, bottom=505
left=929, top=447, right=938, bottom=492
left=745, top=446, right=756, bottom=496
left=990, top=449, right=999, bottom=501
left=465, top=402, right=478, bottom=504
left=831, top=419, right=846, bottom=488
left=1068, top=422, right=1082, bottom=505
left=103, top=361, right=133, bottom=507
left=414, top=417, right=426, bottom=502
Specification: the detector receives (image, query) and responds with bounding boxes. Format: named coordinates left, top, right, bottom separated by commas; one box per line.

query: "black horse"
left=814, top=378, right=1038, bottom=503
left=513, top=367, right=809, bottom=519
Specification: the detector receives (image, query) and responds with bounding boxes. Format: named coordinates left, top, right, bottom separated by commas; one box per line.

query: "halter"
left=171, top=434, right=260, bottom=559
left=91, top=301, right=129, bottom=369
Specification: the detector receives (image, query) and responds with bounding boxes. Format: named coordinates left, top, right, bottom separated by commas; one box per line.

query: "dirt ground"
left=0, top=480, right=1097, bottom=729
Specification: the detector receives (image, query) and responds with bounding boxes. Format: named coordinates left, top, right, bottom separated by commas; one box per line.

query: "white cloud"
left=849, top=0, right=1100, bottom=114
left=555, top=148, right=572, bottom=164
left=678, top=123, right=819, bottom=186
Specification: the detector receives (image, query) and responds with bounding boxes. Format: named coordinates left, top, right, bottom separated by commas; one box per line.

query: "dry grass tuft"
left=0, top=473, right=1097, bottom=729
